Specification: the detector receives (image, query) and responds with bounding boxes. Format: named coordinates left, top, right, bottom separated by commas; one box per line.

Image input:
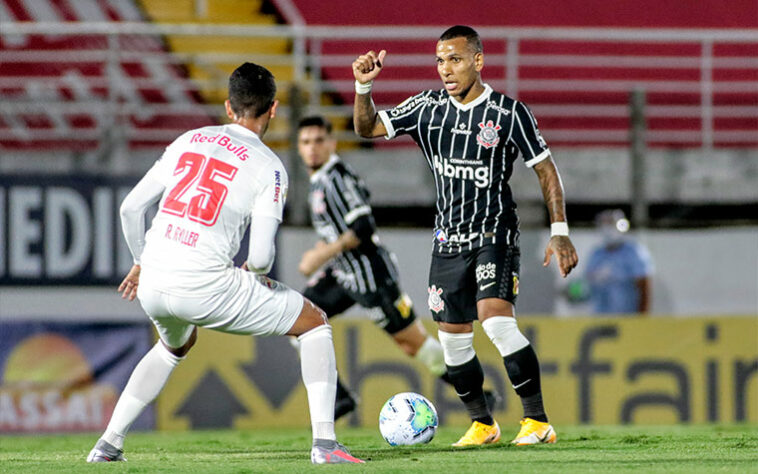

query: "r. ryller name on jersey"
left=432, top=155, right=490, bottom=188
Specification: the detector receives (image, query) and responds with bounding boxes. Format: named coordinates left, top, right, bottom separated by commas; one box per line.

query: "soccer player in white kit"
left=86, top=63, right=363, bottom=465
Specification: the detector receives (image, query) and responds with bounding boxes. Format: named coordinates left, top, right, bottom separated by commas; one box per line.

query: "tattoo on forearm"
left=353, top=93, right=377, bottom=136
left=536, top=161, right=567, bottom=223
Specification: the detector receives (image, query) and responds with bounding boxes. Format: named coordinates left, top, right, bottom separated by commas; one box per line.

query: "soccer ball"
left=379, top=392, right=438, bottom=446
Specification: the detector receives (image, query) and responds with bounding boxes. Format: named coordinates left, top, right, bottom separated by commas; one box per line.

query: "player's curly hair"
left=439, top=25, right=483, bottom=54
left=228, top=62, right=276, bottom=118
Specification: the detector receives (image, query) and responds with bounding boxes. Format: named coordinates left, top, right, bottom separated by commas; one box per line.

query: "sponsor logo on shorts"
left=475, top=262, right=496, bottom=282
left=476, top=120, right=502, bottom=149
left=427, top=285, right=445, bottom=314
left=394, top=293, right=413, bottom=319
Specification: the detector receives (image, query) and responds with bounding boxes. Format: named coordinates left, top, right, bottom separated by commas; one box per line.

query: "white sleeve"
left=251, top=162, right=288, bottom=221
left=119, top=170, right=165, bottom=264
left=246, top=215, right=279, bottom=274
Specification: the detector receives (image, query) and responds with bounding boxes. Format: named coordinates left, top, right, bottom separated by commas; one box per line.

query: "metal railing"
left=1, top=22, right=756, bottom=156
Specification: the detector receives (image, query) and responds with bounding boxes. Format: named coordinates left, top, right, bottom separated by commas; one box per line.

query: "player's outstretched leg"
left=86, top=334, right=192, bottom=462
left=482, top=316, right=557, bottom=445
left=438, top=330, right=501, bottom=446
left=290, top=299, right=364, bottom=464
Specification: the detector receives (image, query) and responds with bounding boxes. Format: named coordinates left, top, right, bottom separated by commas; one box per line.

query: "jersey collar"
left=227, top=123, right=260, bottom=139
left=447, top=83, right=492, bottom=111
left=309, top=154, right=340, bottom=183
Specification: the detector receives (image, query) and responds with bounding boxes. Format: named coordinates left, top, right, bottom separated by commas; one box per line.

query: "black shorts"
left=427, top=243, right=520, bottom=323
left=303, top=268, right=416, bottom=334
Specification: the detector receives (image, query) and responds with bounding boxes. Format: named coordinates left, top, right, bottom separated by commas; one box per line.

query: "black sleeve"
left=378, top=90, right=432, bottom=140
left=512, top=101, right=551, bottom=168
left=348, top=214, right=376, bottom=245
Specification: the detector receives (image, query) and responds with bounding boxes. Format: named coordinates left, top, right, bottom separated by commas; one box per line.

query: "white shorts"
left=137, top=267, right=304, bottom=348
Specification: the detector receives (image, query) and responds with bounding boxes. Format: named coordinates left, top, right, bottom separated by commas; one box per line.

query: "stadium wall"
left=152, top=317, right=757, bottom=429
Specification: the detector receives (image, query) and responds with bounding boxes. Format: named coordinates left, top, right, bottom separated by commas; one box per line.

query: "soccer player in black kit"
left=353, top=26, right=579, bottom=446
left=296, top=115, right=498, bottom=420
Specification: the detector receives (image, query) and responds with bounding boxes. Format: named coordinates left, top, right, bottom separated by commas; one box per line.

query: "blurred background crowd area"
left=0, top=0, right=756, bottom=317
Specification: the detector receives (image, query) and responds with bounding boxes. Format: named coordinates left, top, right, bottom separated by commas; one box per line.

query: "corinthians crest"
left=476, top=120, right=501, bottom=148
left=427, top=285, right=445, bottom=313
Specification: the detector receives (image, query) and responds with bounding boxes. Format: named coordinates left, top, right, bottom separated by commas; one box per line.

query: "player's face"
left=298, top=126, right=334, bottom=171
left=436, top=37, right=484, bottom=103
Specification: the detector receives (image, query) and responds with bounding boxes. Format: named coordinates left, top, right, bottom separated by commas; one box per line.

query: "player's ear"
left=474, top=52, right=484, bottom=72
left=269, top=99, right=279, bottom=119
left=224, top=100, right=236, bottom=121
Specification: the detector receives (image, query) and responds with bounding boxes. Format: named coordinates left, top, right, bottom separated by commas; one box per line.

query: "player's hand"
left=352, top=50, right=386, bottom=85
left=118, top=264, right=141, bottom=301
left=543, top=236, right=578, bottom=278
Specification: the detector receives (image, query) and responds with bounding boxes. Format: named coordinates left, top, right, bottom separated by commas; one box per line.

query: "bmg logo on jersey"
left=432, top=155, right=489, bottom=188
left=475, top=262, right=497, bottom=282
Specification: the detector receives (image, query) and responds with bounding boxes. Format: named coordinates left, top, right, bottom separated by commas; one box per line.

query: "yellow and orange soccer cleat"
left=452, top=420, right=501, bottom=447
left=511, top=418, right=557, bottom=445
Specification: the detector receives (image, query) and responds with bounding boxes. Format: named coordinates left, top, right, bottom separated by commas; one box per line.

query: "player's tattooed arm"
left=352, top=50, right=388, bottom=138
left=533, top=157, right=579, bottom=277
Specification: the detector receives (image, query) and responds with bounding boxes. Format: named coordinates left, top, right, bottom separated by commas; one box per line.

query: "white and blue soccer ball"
left=379, top=392, right=438, bottom=446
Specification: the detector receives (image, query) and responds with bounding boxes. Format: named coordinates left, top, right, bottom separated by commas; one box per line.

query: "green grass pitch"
left=1, top=425, right=756, bottom=473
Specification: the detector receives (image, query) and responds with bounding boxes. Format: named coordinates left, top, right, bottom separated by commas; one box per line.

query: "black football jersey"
left=308, top=155, right=399, bottom=294
left=379, top=84, right=551, bottom=254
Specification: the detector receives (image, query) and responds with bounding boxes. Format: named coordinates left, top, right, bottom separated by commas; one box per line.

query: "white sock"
left=415, top=336, right=447, bottom=376
left=481, top=316, right=530, bottom=357
left=102, top=343, right=182, bottom=449
left=298, top=324, right=337, bottom=441
left=437, top=330, right=476, bottom=366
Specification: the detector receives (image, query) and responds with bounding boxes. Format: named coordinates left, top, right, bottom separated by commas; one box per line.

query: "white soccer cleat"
left=86, top=439, right=126, bottom=462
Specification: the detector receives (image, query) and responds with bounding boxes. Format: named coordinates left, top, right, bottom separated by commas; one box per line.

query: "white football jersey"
left=138, top=123, right=287, bottom=295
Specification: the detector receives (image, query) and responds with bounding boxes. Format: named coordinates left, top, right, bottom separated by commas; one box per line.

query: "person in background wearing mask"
left=584, top=209, right=654, bottom=315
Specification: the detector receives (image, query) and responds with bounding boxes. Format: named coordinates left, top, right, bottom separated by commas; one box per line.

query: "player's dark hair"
left=297, top=115, right=333, bottom=134
left=439, top=25, right=483, bottom=54
left=228, top=62, right=276, bottom=118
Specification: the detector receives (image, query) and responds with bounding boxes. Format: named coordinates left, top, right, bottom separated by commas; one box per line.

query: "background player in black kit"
left=295, top=116, right=499, bottom=420
left=353, top=26, right=578, bottom=446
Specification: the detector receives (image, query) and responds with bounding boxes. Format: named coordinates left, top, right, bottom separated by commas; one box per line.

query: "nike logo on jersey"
left=479, top=282, right=496, bottom=291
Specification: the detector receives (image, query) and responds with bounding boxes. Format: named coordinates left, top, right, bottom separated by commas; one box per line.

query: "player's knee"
left=163, top=327, right=197, bottom=358
left=288, top=298, right=328, bottom=336
left=477, top=298, right=515, bottom=319
left=437, top=329, right=476, bottom=366
left=481, top=316, right=529, bottom=357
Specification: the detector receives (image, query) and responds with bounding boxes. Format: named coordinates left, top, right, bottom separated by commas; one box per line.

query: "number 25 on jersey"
left=161, top=152, right=238, bottom=226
